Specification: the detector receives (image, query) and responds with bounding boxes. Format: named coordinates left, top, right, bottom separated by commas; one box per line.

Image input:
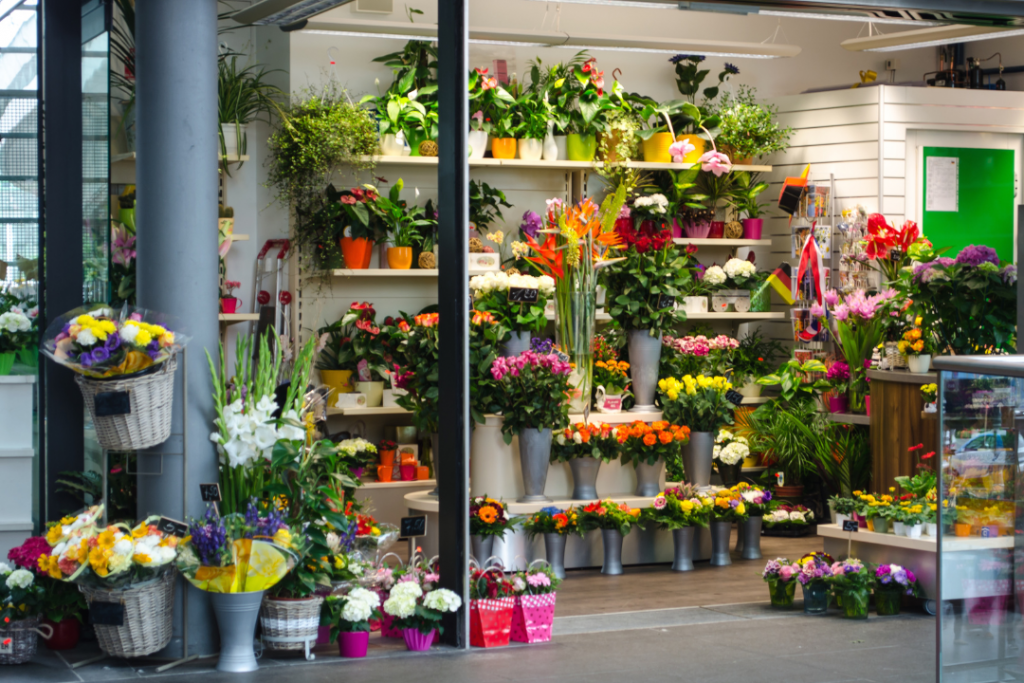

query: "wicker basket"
left=0, top=617, right=51, bottom=665
left=81, top=571, right=174, bottom=658
left=884, top=342, right=908, bottom=369
left=260, top=595, right=323, bottom=654
left=76, top=356, right=177, bottom=451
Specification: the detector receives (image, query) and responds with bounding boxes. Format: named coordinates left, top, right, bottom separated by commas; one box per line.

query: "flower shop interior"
left=2, top=0, right=1023, bottom=681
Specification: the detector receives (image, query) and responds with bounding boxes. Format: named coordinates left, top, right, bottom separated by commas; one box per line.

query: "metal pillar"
left=39, top=0, right=85, bottom=523
left=437, top=0, right=470, bottom=650
left=135, top=0, right=220, bottom=657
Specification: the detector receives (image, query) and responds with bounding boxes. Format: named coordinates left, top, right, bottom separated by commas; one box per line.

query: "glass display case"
left=933, top=356, right=1023, bottom=683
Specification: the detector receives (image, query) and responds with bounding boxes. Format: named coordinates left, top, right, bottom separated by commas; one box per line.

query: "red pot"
left=828, top=395, right=849, bottom=414
left=339, top=237, right=374, bottom=269
left=44, top=617, right=80, bottom=651
left=400, top=464, right=417, bottom=481
left=708, top=221, right=725, bottom=238
left=220, top=297, right=239, bottom=314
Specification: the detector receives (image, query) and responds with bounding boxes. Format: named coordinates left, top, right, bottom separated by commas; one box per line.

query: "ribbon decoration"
left=796, top=225, right=827, bottom=342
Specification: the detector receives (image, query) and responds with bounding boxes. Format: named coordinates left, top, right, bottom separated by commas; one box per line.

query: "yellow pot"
left=387, top=246, right=413, bottom=269
left=641, top=132, right=674, bottom=163
left=491, top=138, right=516, bottom=159
left=321, top=369, right=353, bottom=395
left=675, top=134, right=707, bottom=164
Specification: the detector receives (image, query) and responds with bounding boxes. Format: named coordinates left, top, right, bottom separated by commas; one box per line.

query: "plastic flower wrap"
left=175, top=502, right=297, bottom=594
left=43, top=305, right=189, bottom=378
left=353, top=509, right=399, bottom=557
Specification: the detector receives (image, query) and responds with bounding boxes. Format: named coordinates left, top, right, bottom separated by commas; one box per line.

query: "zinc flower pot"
left=491, top=138, right=516, bottom=159
left=634, top=459, right=664, bottom=497
left=709, top=519, right=733, bottom=566
left=210, top=590, right=264, bottom=673
left=518, top=138, right=544, bottom=161
left=875, top=590, right=902, bottom=616
left=339, top=236, right=374, bottom=269
left=802, top=581, right=829, bottom=615
left=671, top=526, right=696, bottom=572
left=908, top=354, right=932, bottom=374
left=739, top=515, right=763, bottom=560
left=768, top=579, right=797, bottom=608
left=566, top=134, right=597, bottom=161
left=601, top=528, right=625, bottom=575
left=841, top=588, right=870, bottom=619
left=338, top=630, right=370, bottom=657
left=386, top=246, right=413, bottom=269
left=468, top=130, right=489, bottom=159
left=501, top=331, right=532, bottom=357
left=682, top=431, right=714, bottom=487
left=569, top=456, right=600, bottom=500
left=641, top=132, right=674, bottom=163
left=717, top=461, right=742, bottom=487
left=741, top=218, right=763, bottom=240
left=544, top=533, right=567, bottom=580
left=518, top=427, right=553, bottom=502
left=627, top=329, right=662, bottom=410
left=402, top=628, right=436, bottom=651
left=471, top=534, right=494, bottom=562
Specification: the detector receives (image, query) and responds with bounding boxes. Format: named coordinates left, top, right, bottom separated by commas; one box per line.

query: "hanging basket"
left=259, top=595, right=323, bottom=661
left=0, top=617, right=52, bottom=665
left=81, top=572, right=174, bottom=658
left=75, top=356, right=177, bottom=451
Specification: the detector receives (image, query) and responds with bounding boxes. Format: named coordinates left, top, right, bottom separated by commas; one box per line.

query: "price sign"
left=555, top=350, right=570, bottom=364
left=775, top=472, right=785, bottom=487
left=200, top=483, right=222, bottom=503
left=90, top=602, right=126, bottom=627
left=400, top=515, right=427, bottom=539
left=656, top=293, right=675, bottom=310
left=0, top=636, right=11, bottom=655
left=507, top=287, right=539, bottom=304
left=94, top=390, right=132, bottom=417
left=725, top=389, right=746, bottom=406
left=156, top=517, right=189, bottom=538
left=842, top=520, right=859, bottom=532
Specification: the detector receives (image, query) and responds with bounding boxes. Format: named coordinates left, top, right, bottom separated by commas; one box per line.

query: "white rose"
left=538, top=275, right=556, bottom=296
left=556, top=433, right=567, bottom=445
left=789, top=511, right=806, bottom=522
left=703, top=266, right=726, bottom=286
left=573, top=432, right=582, bottom=444
left=6, top=568, right=34, bottom=590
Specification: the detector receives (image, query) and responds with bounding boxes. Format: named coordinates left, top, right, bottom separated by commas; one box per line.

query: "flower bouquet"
left=763, top=504, right=816, bottom=536
left=795, top=551, right=834, bottom=614
left=713, top=427, right=749, bottom=486
left=580, top=499, right=643, bottom=575
left=874, top=564, right=919, bottom=615
left=643, top=484, right=714, bottom=530
left=660, top=334, right=738, bottom=379
left=827, top=559, right=872, bottom=619
left=469, top=496, right=516, bottom=561
left=470, top=271, right=556, bottom=338
left=321, top=587, right=381, bottom=657
left=921, top=383, right=938, bottom=412
left=0, top=302, right=32, bottom=375
left=732, top=482, right=771, bottom=516
left=382, top=579, right=462, bottom=651
left=523, top=506, right=580, bottom=579
left=469, top=568, right=515, bottom=648
left=0, top=562, right=47, bottom=664
left=860, top=213, right=925, bottom=284
left=897, top=315, right=936, bottom=373
left=593, top=359, right=631, bottom=412
left=615, top=420, right=690, bottom=496
left=552, top=422, right=617, bottom=500
left=7, top=536, right=87, bottom=650
left=762, top=558, right=799, bottom=608
left=509, top=564, right=561, bottom=644
left=337, top=437, right=378, bottom=478
left=658, top=375, right=737, bottom=433
left=712, top=488, right=749, bottom=523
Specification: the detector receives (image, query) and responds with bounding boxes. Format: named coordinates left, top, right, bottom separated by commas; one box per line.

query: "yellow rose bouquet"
left=658, top=374, right=738, bottom=433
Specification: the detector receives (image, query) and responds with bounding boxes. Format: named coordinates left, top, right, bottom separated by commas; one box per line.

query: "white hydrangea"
left=341, top=596, right=374, bottom=623
left=0, top=310, right=30, bottom=334
left=716, top=441, right=749, bottom=465
left=390, top=581, right=423, bottom=600
left=715, top=429, right=734, bottom=444
left=633, top=194, right=669, bottom=215
left=6, top=568, right=34, bottom=590
left=423, top=588, right=462, bottom=613
left=348, top=587, right=381, bottom=609
left=0, top=561, right=11, bottom=575
left=383, top=594, right=417, bottom=619
left=723, top=258, right=757, bottom=280
left=703, top=265, right=726, bottom=286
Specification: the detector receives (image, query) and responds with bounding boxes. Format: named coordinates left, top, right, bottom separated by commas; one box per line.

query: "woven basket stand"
left=81, top=571, right=175, bottom=658
left=0, top=616, right=51, bottom=665
left=259, top=595, right=323, bottom=661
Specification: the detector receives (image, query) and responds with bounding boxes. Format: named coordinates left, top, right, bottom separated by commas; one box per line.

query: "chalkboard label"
left=400, top=515, right=427, bottom=539
left=507, top=287, right=539, bottom=304
left=725, top=389, right=745, bottom=406
left=555, top=350, right=570, bottom=364
left=200, top=483, right=222, bottom=503
left=90, top=602, right=125, bottom=627
left=156, top=517, right=189, bottom=538
left=0, top=636, right=11, bottom=654
left=656, top=293, right=675, bottom=310
left=842, top=520, right=859, bottom=532
left=95, top=390, right=131, bottom=417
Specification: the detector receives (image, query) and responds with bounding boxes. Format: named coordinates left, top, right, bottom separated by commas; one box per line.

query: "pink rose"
left=779, top=565, right=798, bottom=582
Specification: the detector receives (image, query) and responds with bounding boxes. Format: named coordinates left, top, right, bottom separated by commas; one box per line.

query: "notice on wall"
left=926, top=156, right=959, bottom=212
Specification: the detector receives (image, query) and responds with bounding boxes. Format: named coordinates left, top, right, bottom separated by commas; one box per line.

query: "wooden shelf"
left=827, top=412, right=871, bottom=426
left=327, top=406, right=411, bottom=417
left=218, top=313, right=259, bottom=325
left=686, top=312, right=786, bottom=321
left=112, top=151, right=250, bottom=164
left=673, top=238, right=772, bottom=247
left=360, top=155, right=771, bottom=174
left=229, top=233, right=249, bottom=242
left=330, top=268, right=438, bottom=278
left=567, top=410, right=663, bottom=424
left=741, top=396, right=771, bottom=405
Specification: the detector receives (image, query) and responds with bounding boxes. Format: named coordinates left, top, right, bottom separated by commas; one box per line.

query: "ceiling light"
left=522, top=0, right=678, bottom=8
left=841, top=24, right=1024, bottom=52
left=232, top=0, right=356, bottom=26
left=757, top=10, right=944, bottom=27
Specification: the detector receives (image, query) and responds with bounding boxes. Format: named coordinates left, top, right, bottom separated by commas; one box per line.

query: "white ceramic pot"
left=737, top=381, right=762, bottom=398
left=469, top=252, right=501, bottom=271
left=542, top=132, right=559, bottom=160
left=925, top=522, right=938, bottom=537
left=353, top=381, right=384, bottom=408
left=468, top=130, right=489, bottom=159
left=380, top=133, right=404, bottom=157
left=907, top=523, right=923, bottom=539
left=551, top=135, right=567, bottom=161
left=892, top=522, right=906, bottom=537
left=220, top=122, right=245, bottom=158
left=594, top=386, right=623, bottom=414
left=683, top=296, right=708, bottom=315
left=334, top=393, right=367, bottom=409
left=518, top=138, right=543, bottom=161
left=382, top=388, right=407, bottom=408
left=596, top=285, right=607, bottom=308
left=908, top=354, right=932, bottom=374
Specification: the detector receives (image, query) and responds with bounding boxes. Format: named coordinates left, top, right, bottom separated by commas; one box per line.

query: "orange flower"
left=615, top=427, right=630, bottom=444
left=478, top=505, right=498, bottom=524
left=652, top=421, right=669, bottom=431
left=643, top=433, right=657, bottom=446
left=631, top=424, right=645, bottom=438
left=471, top=310, right=496, bottom=326
left=658, top=431, right=673, bottom=445
left=579, top=430, right=590, bottom=444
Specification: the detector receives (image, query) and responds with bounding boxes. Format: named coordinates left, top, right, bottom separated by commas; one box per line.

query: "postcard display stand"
left=0, top=375, right=35, bottom=560
left=789, top=175, right=835, bottom=360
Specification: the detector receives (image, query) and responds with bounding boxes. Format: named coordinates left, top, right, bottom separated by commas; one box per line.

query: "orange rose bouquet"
left=551, top=421, right=618, bottom=463
left=615, top=420, right=690, bottom=468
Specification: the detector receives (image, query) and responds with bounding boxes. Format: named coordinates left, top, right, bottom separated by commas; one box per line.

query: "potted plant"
left=508, top=565, right=561, bottom=644
left=337, top=437, right=378, bottom=480
left=794, top=552, right=835, bottom=614
left=382, top=581, right=462, bottom=652
left=616, top=420, right=689, bottom=497
left=8, top=536, right=87, bottom=651
left=661, top=334, right=739, bottom=382
left=0, top=307, right=32, bottom=375
left=761, top=558, right=799, bottom=608
left=219, top=279, right=241, bottom=314
left=713, top=86, right=792, bottom=162
left=0, top=562, right=48, bottom=664
left=593, top=359, right=631, bottom=413
left=827, top=558, right=872, bottom=619
left=468, top=67, right=514, bottom=158
left=921, top=382, right=938, bottom=412
left=709, top=488, right=747, bottom=566
left=322, top=588, right=381, bottom=658
left=365, top=179, right=434, bottom=270
left=527, top=52, right=591, bottom=160
left=579, top=499, right=643, bottom=575
left=522, top=506, right=580, bottom=580
left=359, top=91, right=425, bottom=156
left=658, top=374, right=739, bottom=486
left=874, top=564, right=919, bottom=616
left=669, top=55, right=731, bottom=159
left=511, top=86, right=550, bottom=161
left=565, top=57, right=614, bottom=161
left=732, top=482, right=771, bottom=559
left=488, top=92, right=519, bottom=160
left=713, top=428, right=749, bottom=487
left=552, top=422, right=617, bottom=500
left=470, top=180, right=513, bottom=235
left=728, top=171, right=770, bottom=239
left=898, top=315, right=936, bottom=374
left=642, top=483, right=713, bottom=572
left=470, top=272, right=555, bottom=354
left=316, top=318, right=356, bottom=399
left=340, top=302, right=393, bottom=407
left=218, top=53, right=284, bottom=166
left=825, top=361, right=851, bottom=413
left=598, top=107, right=642, bottom=163
left=730, top=331, right=783, bottom=397
left=489, top=350, right=572, bottom=502
left=632, top=97, right=686, bottom=163
left=394, top=313, right=440, bottom=489
left=469, top=495, right=516, bottom=561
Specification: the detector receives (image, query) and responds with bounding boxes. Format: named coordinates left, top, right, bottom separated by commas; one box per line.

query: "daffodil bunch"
left=658, top=374, right=737, bottom=433
left=643, top=484, right=714, bottom=530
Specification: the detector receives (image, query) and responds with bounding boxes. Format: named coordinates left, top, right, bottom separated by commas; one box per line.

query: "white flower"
left=537, top=275, right=556, bottom=296
left=789, top=511, right=806, bottom=522
left=119, top=323, right=139, bottom=343
left=423, top=588, right=462, bottom=613
left=715, top=429, right=733, bottom=444
left=278, top=410, right=305, bottom=442
left=341, top=597, right=374, bottom=623
left=390, top=581, right=423, bottom=600
left=253, top=423, right=278, bottom=451
left=6, top=568, right=34, bottom=590
left=256, top=395, right=277, bottom=414
left=716, top=442, right=749, bottom=465
left=75, top=326, right=97, bottom=345
left=723, top=258, right=757, bottom=280
left=634, top=194, right=668, bottom=214
left=348, top=587, right=380, bottom=609
left=383, top=594, right=417, bottom=619
left=556, top=433, right=566, bottom=446
left=0, top=561, right=11, bottom=575
left=703, top=266, right=726, bottom=286
left=572, top=432, right=582, bottom=444
left=113, top=538, right=134, bottom=556
left=512, top=576, right=526, bottom=592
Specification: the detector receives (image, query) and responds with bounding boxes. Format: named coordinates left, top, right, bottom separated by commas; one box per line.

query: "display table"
left=405, top=490, right=713, bottom=570
left=354, top=479, right=434, bottom=530
left=866, top=369, right=939, bottom=487
left=818, top=523, right=1012, bottom=612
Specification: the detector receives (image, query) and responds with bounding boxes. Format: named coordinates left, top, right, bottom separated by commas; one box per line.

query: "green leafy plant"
left=489, top=351, right=572, bottom=444
left=748, top=400, right=826, bottom=487
left=470, top=180, right=512, bottom=231
left=217, top=53, right=285, bottom=164
left=394, top=313, right=440, bottom=434
left=527, top=52, right=591, bottom=135
left=756, top=358, right=829, bottom=406
left=366, top=179, right=434, bottom=248
left=728, top=171, right=771, bottom=219
left=730, top=330, right=784, bottom=386
left=512, top=88, right=550, bottom=140
left=714, top=86, right=793, bottom=161
left=602, top=231, right=690, bottom=334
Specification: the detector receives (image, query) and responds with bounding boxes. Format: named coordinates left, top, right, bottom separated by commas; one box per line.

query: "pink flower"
left=809, top=303, right=824, bottom=317
left=527, top=572, right=551, bottom=588
left=472, top=110, right=483, bottom=123
left=833, top=304, right=849, bottom=322
left=481, top=246, right=494, bottom=253
left=617, top=205, right=631, bottom=220
left=823, top=289, right=840, bottom=307
left=779, top=565, right=798, bottom=582
left=669, top=139, right=696, bottom=163
left=653, top=495, right=667, bottom=510
left=698, top=151, right=732, bottom=177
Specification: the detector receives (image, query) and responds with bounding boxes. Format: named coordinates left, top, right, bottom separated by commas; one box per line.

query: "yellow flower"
left=273, top=528, right=292, bottom=548
left=681, top=501, right=694, bottom=512
left=135, top=329, right=153, bottom=347
left=736, top=502, right=746, bottom=515
left=131, top=522, right=149, bottom=539
left=46, top=525, right=64, bottom=545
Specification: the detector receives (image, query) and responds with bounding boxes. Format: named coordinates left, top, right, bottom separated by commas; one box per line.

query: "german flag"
left=767, top=262, right=795, bottom=305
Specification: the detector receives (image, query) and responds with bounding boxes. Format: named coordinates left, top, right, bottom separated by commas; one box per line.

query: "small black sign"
left=90, top=602, right=125, bottom=627
left=555, top=350, right=570, bottom=364
left=507, top=287, right=539, bottom=304
left=94, top=390, right=131, bottom=417
left=842, top=520, right=859, bottom=533
left=200, top=483, right=222, bottom=503
left=725, top=389, right=746, bottom=406
left=400, top=515, right=427, bottom=539
left=156, top=517, right=189, bottom=537
left=656, top=293, right=675, bottom=310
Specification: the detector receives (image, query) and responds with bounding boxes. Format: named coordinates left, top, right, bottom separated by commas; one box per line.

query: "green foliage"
left=756, top=358, right=829, bottom=406
left=730, top=330, right=785, bottom=385
left=579, top=499, right=644, bottom=536
left=748, top=400, right=826, bottom=487
left=602, top=244, right=691, bottom=334
left=469, top=317, right=507, bottom=426
left=217, top=53, right=285, bottom=162
left=366, top=178, right=435, bottom=248
left=728, top=171, right=771, bottom=220
left=713, top=86, right=792, bottom=160
left=469, top=180, right=512, bottom=230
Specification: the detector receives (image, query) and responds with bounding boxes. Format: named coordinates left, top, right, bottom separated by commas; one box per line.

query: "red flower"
left=351, top=302, right=372, bottom=311
left=908, top=443, right=923, bottom=452
left=340, top=195, right=357, bottom=205
left=475, top=67, right=489, bottom=75
left=685, top=244, right=698, bottom=255
left=921, top=451, right=935, bottom=460
left=355, top=318, right=380, bottom=335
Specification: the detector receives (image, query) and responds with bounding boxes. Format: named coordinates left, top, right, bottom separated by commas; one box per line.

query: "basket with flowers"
left=469, top=567, right=516, bottom=648
left=509, top=563, right=561, bottom=644
left=762, top=557, right=799, bottom=608
left=0, top=561, right=48, bottom=664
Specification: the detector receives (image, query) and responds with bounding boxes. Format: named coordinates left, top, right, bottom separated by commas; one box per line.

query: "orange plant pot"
left=954, top=522, right=972, bottom=537
left=380, top=450, right=396, bottom=467
left=377, top=465, right=393, bottom=483
left=339, top=236, right=374, bottom=269
left=387, top=246, right=413, bottom=269
left=491, top=138, right=517, bottom=159
left=416, top=466, right=430, bottom=480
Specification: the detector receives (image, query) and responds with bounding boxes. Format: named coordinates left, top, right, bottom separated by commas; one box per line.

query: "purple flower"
left=1001, top=264, right=1017, bottom=284
left=105, top=332, right=121, bottom=351
left=79, top=351, right=94, bottom=367
left=827, top=361, right=850, bottom=382
left=519, top=211, right=543, bottom=240
left=955, top=245, right=999, bottom=267
left=90, top=346, right=110, bottom=364
left=531, top=337, right=554, bottom=354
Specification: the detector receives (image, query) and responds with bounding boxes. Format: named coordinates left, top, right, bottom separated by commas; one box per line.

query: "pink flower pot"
left=379, top=612, right=403, bottom=638
left=741, top=218, right=763, bottom=240
left=220, top=297, right=239, bottom=314
left=400, top=464, right=417, bottom=481
left=684, top=220, right=711, bottom=238
left=338, top=630, right=370, bottom=658
left=510, top=593, right=557, bottom=644
left=865, top=396, right=871, bottom=416
left=854, top=512, right=867, bottom=529
left=402, top=628, right=436, bottom=651
left=671, top=217, right=683, bottom=238
left=828, top=395, right=849, bottom=414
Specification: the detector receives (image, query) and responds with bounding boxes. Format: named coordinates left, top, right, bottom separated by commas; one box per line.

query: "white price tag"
left=0, top=636, right=13, bottom=654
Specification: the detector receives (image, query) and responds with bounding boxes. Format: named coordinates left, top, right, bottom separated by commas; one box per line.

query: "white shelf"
left=567, top=410, right=663, bottom=424
left=218, top=313, right=259, bottom=325
left=229, top=233, right=249, bottom=242
left=685, top=312, right=786, bottom=321
left=818, top=523, right=1013, bottom=552
left=361, top=155, right=770, bottom=174
left=330, top=269, right=438, bottom=278
left=741, top=396, right=771, bottom=405
left=359, top=479, right=434, bottom=489
left=327, top=406, right=411, bottom=417
left=407, top=490, right=660, bottom=515
left=112, top=151, right=250, bottom=164
left=673, top=238, right=772, bottom=247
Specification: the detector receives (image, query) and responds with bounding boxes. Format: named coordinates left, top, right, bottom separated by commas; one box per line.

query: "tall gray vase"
left=518, top=427, right=552, bottom=502
left=502, top=331, right=532, bottom=357
left=740, top=515, right=763, bottom=560
left=544, top=533, right=567, bottom=580
left=682, top=431, right=714, bottom=487
left=471, top=534, right=494, bottom=564
left=627, top=329, right=662, bottom=411
left=709, top=519, right=733, bottom=567
left=634, top=459, right=664, bottom=497
left=671, top=527, right=696, bottom=572
left=569, top=457, right=600, bottom=500
left=601, top=528, right=624, bottom=575
left=210, top=590, right=265, bottom=673
left=428, top=432, right=440, bottom=496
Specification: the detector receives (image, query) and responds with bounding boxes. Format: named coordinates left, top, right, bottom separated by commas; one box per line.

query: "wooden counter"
left=867, top=369, right=939, bottom=489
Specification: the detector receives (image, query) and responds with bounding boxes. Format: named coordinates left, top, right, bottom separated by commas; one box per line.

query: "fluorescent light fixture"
left=757, top=9, right=944, bottom=27
left=301, top=19, right=801, bottom=58
left=522, top=0, right=678, bottom=8
left=232, top=0, right=356, bottom=26
left=841, top=24, right=1024, bottom=52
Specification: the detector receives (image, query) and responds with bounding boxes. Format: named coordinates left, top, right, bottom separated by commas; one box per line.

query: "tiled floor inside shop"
left=11, top=533, right=938, bottom=683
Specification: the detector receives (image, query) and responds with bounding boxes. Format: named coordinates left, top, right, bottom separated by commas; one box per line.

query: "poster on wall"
left=925, top=157, right=958, bottom=213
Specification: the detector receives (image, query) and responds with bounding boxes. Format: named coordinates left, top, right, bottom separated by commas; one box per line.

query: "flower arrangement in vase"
left=921, top=383, right=938, bottom=412
left=615, top=420, right=690, bottom=496
left=580, top=499, right=643, bottom=536
left=522, top=506, right=581, bottom=580
left=827, top=559, right=872, bottom=619
left=762, top=558, right=799, bottom=608
left=660, top=334, right=738, bottom=381
left=794, top=551, right=834, bottom=614
left=713, top=428, right=749, bottom=486
left=470, top=271, right=556, bottom=343
left=657, top=375, right=736, bottom=433
left=219, top=280, right=241, bottom=314
left=469, top=495, right=516, bottom=561
left=898, top=316, right=935, bottom=373
left=643, top=484, right=714, bottom=530
left=874, top=564, right=919, bottom=615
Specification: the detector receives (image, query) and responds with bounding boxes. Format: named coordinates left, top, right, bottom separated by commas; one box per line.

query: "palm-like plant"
left=218, top=53, right=285, bottom=165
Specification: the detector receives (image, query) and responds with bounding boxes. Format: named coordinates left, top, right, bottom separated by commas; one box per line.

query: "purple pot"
left=317, top=625, right=331, bottom=645
left=403, top=628, right=436, bottom=651
left=828, top=395, right=848, bottom=414
left=351, top=466, right=364, bottom=479
left=338, top=630, right=370, bottom=658
left=684, top=220, right=711, bottom=239
left=741, top=218, right=763, bottom=240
